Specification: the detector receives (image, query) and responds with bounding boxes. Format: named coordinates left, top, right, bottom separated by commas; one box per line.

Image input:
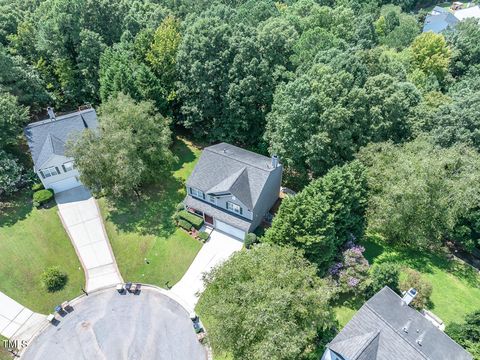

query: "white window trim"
left=40, top=166, right=60, bottom=178
left=62, top=161, right=74, bottom=172
left=226, top=201, right=242, bottom=215
left=190, top=187, right=205, bottom=200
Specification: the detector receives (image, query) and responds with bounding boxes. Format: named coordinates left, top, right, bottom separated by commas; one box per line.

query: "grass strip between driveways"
left=99, top=138, right=203, bottom=287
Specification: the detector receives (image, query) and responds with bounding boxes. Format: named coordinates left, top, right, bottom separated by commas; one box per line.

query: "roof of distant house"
left=326, top=287, right=472, bottom=360
left=432, top=5, right=448, bottom=14
left=423, top=11, right=459, bottom=33
left=24, top=108, right=98, bottom=171
left=186, top=143, right=281, bottom=211
left=455, top=5, right=480, bottom=20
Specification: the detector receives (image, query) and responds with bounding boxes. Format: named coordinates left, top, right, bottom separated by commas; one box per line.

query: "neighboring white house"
left=24, top=107, right=98, bottom=193
left=184, top=143, right=283, bottom=240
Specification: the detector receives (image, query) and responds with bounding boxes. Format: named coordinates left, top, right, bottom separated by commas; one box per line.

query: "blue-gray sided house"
left=322, top=287, right=473, bottom=360
left=24, top=107, right=98, bottom=193
left=184, top=143, right=282, bottom=240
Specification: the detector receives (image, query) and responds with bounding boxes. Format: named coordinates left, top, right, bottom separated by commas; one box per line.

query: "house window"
left=40, top=166, right=60, bottom=178
left=189, top=187, right=205, bottom=199
left=209, top=195, right=217, bottom=204
left=62, top=161, right=74, bottom=172
left=226, top=201, right=242, bottom=215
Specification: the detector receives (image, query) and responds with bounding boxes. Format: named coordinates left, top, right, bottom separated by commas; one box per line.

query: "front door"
left=204, top=214, right=214, bottom=225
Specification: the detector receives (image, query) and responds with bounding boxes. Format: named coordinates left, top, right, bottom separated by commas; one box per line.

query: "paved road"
left=170, top=230, right=243, bottom=311
left=56, top=186, right=122, bottom=291
left=22, top=287, right=207, bottom=360
left=0, top=291, right=46, bottom=341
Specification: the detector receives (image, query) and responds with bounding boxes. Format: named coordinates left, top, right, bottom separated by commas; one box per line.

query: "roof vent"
left=47, top=107, right=56, bottom=120
left=402, top=288, right=417, bottom=306
left=402, top=319, right=412, bottom=333
left=416, top=332, right=425, bottom=347
left=271, top=155, right=279, bottom=168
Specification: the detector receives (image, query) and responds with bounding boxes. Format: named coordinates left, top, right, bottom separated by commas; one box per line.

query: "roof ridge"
left=364, top=300, right=429, bottom=359
left=26, top=108, right=95, bottom=128
left=204, top=147, right=274, bottom=173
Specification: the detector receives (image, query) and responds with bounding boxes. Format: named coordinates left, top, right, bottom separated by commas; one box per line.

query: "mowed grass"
left=336, top=238, right=480, bottom=326
left=0, top=192, right=85, bottom=314
left=99, top=138, right=203, bottom=287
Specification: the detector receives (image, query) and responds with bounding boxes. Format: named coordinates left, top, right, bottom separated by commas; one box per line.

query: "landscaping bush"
left=178, top=219, right=193, bottom=231
left=369, top=262, right=400, bottom=295
left=399, top=268, right=432, bottom=309
left=32, top=183, right=44, bottom=191
left=176, top=202, right=185, bottom=212
left=198, top=231, right=209, bottom=241
left=244, top=233, right=257, bottom=249
left=33, top=189, right=54, bottom=207
left=41, top=266, right=68, bottom=292
left=178, top=210, right=204, bottom=229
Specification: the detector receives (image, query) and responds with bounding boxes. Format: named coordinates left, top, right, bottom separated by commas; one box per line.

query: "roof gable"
left=327, top=287, right=473, bottom=360
left=187, top=143, right=281, bottom=211
left=24, top=108, right=98, bottom=171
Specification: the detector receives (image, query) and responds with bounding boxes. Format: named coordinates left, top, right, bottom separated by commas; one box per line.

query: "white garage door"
left=215, top=220, right=246, bottom=240
left=48, top=176, right=82, bottom=193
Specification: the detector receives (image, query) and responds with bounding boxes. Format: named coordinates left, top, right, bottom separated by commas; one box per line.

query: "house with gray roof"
left=24, top=107, right=98, bottom=193
left=184, top=143, right=282, bottom=239
left=322, top=287, right=472, bottom=360
left=423, top=10, right=459, bottom=33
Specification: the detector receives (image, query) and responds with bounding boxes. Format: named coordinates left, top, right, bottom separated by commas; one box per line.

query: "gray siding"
left=249, top=165, right=282, bottom=231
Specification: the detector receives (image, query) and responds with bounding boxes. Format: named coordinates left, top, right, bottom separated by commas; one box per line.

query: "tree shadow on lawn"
left=104, top=176, right=185, bottom=238
left=170, top=138, right=197, bottom=174
left=362, top=237, right=480, bottom=288
left=0, top=191, right=34, bottom=227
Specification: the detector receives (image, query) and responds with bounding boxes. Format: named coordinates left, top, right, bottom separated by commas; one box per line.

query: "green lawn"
left=0, top=336, right=10, bottom=360
left=99, top=138, right=203, bottom=287
left=335, top=238, right=480, bottom=327
left=0, top=192, right=85, bottom=314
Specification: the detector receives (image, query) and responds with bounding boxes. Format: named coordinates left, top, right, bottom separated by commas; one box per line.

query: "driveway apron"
left=170, top=230, right=243, bottom=311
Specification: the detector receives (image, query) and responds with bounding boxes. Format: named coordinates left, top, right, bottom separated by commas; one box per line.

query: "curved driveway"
left=22, top=287, right=207, bottom=360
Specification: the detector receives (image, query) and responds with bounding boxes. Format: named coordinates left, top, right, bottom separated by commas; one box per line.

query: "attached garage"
left=215, top=220, right=246, bottom=240
left=47, top=176, right=82, bottom=193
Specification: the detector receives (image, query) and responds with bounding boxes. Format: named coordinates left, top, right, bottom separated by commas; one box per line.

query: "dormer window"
left=190, top=187, right=205, bottom=200
left=226, top=201, right=242, bottom=215
left=209, top=195, right=217, bottom=204
left=40, top=166, right=60, bottom=178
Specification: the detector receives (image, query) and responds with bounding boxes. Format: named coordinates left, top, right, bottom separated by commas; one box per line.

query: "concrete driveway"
left=56, top=186, right=122, bottom=291
left=22, top=287, right=207, bottom=360
left=170, top=230, right=243, bottom=311
left=0, top=291, right=46, bottom=341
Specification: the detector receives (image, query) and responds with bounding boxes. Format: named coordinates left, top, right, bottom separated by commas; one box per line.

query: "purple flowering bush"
left=328, top=242, right=370, bottom=297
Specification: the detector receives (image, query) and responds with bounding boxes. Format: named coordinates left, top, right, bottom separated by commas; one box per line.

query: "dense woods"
left=1, top=0, right=480, bottom=358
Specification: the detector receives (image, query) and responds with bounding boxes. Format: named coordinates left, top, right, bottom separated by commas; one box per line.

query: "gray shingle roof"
left=24, top=109, right=98, bottom=171
left=423, top=12, right=459, bottom=33
left=327, top=287, right=472, bottom=360
left=184, top=196, right=252, bottom=232
left=186, top=143, right=278, bottom=211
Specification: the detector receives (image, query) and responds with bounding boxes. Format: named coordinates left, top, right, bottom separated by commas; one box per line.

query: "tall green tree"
left=67, top=93, right=174, bottom=197
left=265, top=63, right=419, bottom=179
left=409, top=32, right=451, bottom=85
left=263, top=161, right=368, bottom=272
left=198, top=244, right=335, bottom=360
left=359, top=137, right=480, bottom=249
left=447, top=310, right=480, bottom=359
left=0, top=93, right=29, bottom=150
